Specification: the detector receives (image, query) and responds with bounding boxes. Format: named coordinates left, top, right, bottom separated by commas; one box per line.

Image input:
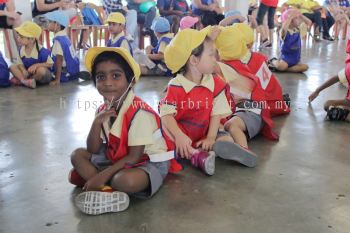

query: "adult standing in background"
left=256, top=0, right=278, bottom=48
left=102, top=0, right=139, bottom=49
left=191, top=0, right=224, bottom=26
left=126, top=0, right=157, bottom=47
left=157, top=0, right=191, bottom=33
left=32, top=0, right=77, bottom=26
left=0, top=0, right=21, bottom=28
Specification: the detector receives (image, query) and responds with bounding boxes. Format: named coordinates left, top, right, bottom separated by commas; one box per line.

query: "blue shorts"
left=281, top=54, right=300, bottom=68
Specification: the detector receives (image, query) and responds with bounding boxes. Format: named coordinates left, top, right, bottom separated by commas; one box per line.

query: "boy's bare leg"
left=71, top=148, right=98, bottom=181
left=32, top=67, right=51, bottom=82
left=9, top=64, right=27, bottom=80
left=324, top=99, right=350, bottom=111
left=286, top=63, right=309, bottom=73
left=110, top=168, right=150, bottom=194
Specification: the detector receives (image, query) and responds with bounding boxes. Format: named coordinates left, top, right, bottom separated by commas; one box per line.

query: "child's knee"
left=324, top=100, right=335, bottom=111
left=301, top=64, right=309, bottom=72
left=70, top=148, right=90, bottom=166
left=225, top=117, right=245, bottom=132
left=110, top=173, right=138, bottom=193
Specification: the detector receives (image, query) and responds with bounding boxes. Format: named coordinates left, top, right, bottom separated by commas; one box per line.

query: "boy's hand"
left=6, top=11, right=20, bottom=19
left=94, top=108, right=117, bottom=125
left=196, top=137, right=215, bottom=151
left=28, top=64, right=39, bottom=74
left=83, top=174, right=106, bottom=191
left=308, top=90, right=319, bottom=103
left=174, top=132, right=195, bottom=159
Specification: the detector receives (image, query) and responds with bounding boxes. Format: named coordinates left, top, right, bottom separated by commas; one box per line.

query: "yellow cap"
left=106, top=12, right=126, bottom=25
left=85, top=47, right=141, bottom=81
left=164, top=26, right=211, bottom=73
left=15, top=21, right=42, bottom=39
left=215, top=26, right=248, bottom=60
left=233, top=23, right=254, bottom=45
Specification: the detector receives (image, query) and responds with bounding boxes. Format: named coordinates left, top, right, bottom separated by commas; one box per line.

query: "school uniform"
left=0, top=51, right=10, bottom=87
left=151, top=33, right=174, bottom=76
left=159, top=74, right=232, bottom=149
left=107, top=32, right=133, bottom=56
left=92, top=90, right=171, bottom=197
left=219, top=59, right=279, bottom=141
left=51, top=30, right=80, bottom=82
left=241, top=51, right=290, bottom=116
left=280, top=29, right=302, bottom=68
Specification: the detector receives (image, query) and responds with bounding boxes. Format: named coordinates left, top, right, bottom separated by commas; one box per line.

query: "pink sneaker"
left=190, top=150, right=215, bottom=176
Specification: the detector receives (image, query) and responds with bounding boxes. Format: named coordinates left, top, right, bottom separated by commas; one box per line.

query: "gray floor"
left=1, top=39, right=350, bottom=233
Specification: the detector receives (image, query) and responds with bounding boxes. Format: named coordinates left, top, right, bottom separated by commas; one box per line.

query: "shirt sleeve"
left=159, top=85, right=179, bottom=117
left=158, top=41, right=167, bottom=54
left=52, top=41, right=64, bottom=56
left=128, top=110, right=158, bottom=146
left=212, top=90, right=232, bottom=117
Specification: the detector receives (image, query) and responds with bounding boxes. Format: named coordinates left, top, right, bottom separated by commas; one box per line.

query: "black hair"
left=201, top=12, right=224, bottom=27
left=59, top=25, right=65, bottom=30
left=34, top=39, right=40, bottom=54
left=173, top=37, right=209, bottom=77
left=91, top=51, right=134, bottom=85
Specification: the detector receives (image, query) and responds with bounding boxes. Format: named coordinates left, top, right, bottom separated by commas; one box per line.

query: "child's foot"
left=10, top=77, right=22, bottom=86
left=75, top=191, right=129, bottom=215
left=314, top=34, right=321, bottom=42
left=283, top=93, right=291, bottom=108
left=21, top=79, right=36, bottom=89
left=213, top=141, right=258, bottom=168
left=326, top=106, right=350, bottom=121
left=268, top=57, right=278, bottom=72
left=190, top=150, right=215, bottom=176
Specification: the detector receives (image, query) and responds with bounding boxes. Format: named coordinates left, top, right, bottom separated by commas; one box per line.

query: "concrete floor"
left=1, top=39, right=350, bottom=233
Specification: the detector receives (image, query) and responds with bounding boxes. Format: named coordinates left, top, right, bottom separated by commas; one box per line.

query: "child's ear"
left=189, top=54, right=200, bottom=66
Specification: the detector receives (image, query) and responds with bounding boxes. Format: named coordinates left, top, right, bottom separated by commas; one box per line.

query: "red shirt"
left=261, top=0, right=279, bottom=7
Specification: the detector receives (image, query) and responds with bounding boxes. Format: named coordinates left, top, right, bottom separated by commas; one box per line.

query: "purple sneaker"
left=190, top=150, right=215, bottom=175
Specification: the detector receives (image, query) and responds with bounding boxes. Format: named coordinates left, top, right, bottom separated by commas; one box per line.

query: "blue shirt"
left=157, top=0, right=172, bottom=10
left=339, top=0, right=350, bottom=7
left=192, top=0, right=214, bottom=16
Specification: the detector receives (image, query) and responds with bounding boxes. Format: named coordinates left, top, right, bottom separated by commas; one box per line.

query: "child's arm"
left=161, top=115, right=195, bottom=159
left=219, top=15, right=245, bottom=26
left=147, top=52, right=164, bottom=61
left=300, top=14, right=312, bottom=27
left=27, top=62, right=53, bottom=74
left=50, top=55, right=63, bottom=86
left=309, top=75, right=339, bottom=103
left=196, top=115, right=221, bottom=151
left=86, top=108, right=117, bottom=154
left=83, top=145, right=145, bottom=191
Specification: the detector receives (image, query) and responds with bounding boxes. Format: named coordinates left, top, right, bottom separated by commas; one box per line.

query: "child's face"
left=195, top=39, right=217, bottom=75
left=94, top=60, right=130, bottom=102
left=108, top=22, right=124, bottom=35
left=47, top=21, right=60, bottom=32
left=291, top=16, right=302, bottom=28
left=17, top=34, right=32, bottom=46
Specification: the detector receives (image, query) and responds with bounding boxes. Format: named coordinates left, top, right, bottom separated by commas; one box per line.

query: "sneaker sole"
left=204, top=152, right=215, bottom=176
left=213, top=141, right=258, bottom=168
left=75, top=191, right=129, bottom=215
left=78, top=71, right=91, bottom=81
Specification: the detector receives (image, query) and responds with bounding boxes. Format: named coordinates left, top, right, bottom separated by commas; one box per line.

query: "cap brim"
left=15, top=27, right=36, bottom=38
left=85, top=47, right=141, bottom=81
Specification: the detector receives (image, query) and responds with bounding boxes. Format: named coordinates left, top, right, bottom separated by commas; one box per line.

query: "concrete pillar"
left=225, top=0, right=249, bottom=15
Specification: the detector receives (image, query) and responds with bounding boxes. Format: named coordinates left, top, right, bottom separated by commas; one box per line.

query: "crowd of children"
left=1, top=0, right=350, bottom=216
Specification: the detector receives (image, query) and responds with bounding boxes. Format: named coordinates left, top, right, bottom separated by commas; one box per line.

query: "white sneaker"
left=75, top=191, right=130, bottom=215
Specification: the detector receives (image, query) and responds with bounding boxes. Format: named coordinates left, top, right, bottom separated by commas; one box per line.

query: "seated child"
left=213, top=26, right=279, bottom=166
left=234, top=23, right=291, bottom=116
left=9, top=21, right=53, bottom=89
left=268, top=9, right=311, bottom=73
left=160, top=27, right=239, bottom=176
left=219, top=10, right=246, bottom=27
left=0, top=51, right=10, bottom=88
left=106, top=12, right=133, bottom=55
left=308, top=39, right=350, bottom=122
left=179, top=16, right=199, bottom=30
left=45, top=10, right=89, bottom=85
left=69, top=47, right=172, bottom=215
left=141, top=17, right=174, bottom=76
